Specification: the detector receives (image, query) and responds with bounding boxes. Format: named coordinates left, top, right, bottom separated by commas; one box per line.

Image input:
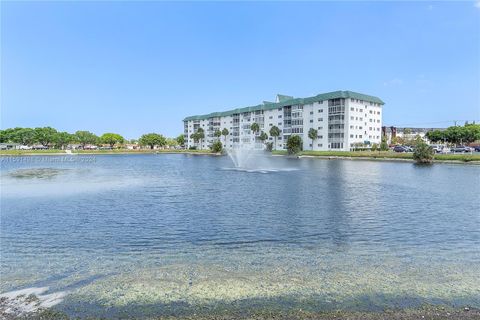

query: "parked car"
left=451, top=146, right=472, bottom=153
left=32, top=145, right=48, bottom=150
left=430, top=144, right=444, bottom=153
left=474, top=146, right=480, bottom=152
left=19, top=145, right=32, bottom=150
left=393, top=145, right=408, bottom=153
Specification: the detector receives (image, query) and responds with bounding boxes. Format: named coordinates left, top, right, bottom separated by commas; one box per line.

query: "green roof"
left=276, top=94, right=294, bottom=102
left=183, top=90, right=384, bottom=121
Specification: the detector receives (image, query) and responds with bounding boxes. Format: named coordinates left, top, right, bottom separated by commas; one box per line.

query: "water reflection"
left=1, top=154, right=479, bottom=317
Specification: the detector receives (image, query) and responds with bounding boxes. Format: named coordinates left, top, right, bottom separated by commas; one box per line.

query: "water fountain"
left=225, top=141, right=292, bottom=173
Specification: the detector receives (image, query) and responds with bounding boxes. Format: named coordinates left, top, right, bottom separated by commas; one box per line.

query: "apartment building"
left=183, top=90, right=384, bottom=151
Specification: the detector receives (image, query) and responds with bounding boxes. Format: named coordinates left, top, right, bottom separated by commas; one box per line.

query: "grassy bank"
left=272, top=150, right=480, bottom=162
left=0, top=149, right=216, bottom=156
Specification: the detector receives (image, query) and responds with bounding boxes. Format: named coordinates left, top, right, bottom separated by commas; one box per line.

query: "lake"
left=1, top=154, right=479, bottom=318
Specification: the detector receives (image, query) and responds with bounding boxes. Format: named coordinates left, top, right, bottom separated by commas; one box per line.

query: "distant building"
left=0, top=143, right=20, bottom=150
left=183, top=90, right=384, bottom=151
left=382, top=126, right=445, bottom=144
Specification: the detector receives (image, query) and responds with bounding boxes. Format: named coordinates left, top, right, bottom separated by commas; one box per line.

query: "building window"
left=318, top=118, right=323, bottom=121
left=310, top=111, right=313, bottom=115
left=278, top=115, right=282, bottom=118
left=350, top=134, right=354, bottom=138
left=318, top=143, right=323, bottom=147
left=310, top=120, right=313, bottom=123
left=319, top=109, right=323, bottom=113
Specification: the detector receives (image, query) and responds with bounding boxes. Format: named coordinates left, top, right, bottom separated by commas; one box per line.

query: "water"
left=1, top=154, right=479, bottom=317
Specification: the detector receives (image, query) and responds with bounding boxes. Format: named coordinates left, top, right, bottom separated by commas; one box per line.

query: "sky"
left=1, top=1, right=479, bottom=139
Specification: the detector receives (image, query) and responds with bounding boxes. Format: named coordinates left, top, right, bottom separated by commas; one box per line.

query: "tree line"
left=0, top=127, right=185, bottom=149
left=425, top=124, right=480, bottom=145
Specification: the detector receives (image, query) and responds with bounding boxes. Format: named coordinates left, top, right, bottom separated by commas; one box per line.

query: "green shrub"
left=188, top=146, right=197, bottom=150
left=380, top=136, right=389, bottom=151
left=286, top=135, right=302, bottom=155
left=265, top=142, right=273, bottom=152
left=371, top=143, right=378, bottom=152
left=210, top=140, right=223, bottom=153
left=413, top=141, right=434, bottom=163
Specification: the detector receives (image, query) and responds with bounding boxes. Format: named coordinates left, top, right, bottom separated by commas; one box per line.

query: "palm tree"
left=214, top=130, right=221, bottom=141
left=221, top=128, right=229, bottom=146
left=269, top=126, right=281, bottom=150
left=196, top=128, right=205, bottom=150
left=250, top=123, right=260, bottom=144
left=191, top=132, right=199, bottom=148
left=258, top=132, right=268, bottom=149
left=308, top=128, right=318, bottom=150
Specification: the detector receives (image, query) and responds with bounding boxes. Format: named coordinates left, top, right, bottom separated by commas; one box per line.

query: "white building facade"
left=183, top=90, right=384, bottom=151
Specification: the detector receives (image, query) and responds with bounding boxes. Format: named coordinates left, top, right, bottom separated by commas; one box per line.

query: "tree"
left=371, top=143, right=378, bottom=152
left=269, top=126, right=281, bottom=150
left=12, top=128, right=36, bottom=146
left=139, top=133, right=166, bottom=149
left=221, top=128, right=229, bottom=146
left=211, top=140, right=223, bottom=153
left=308, top=128, right=318, bottom=150
left=380, top=136, right=389, bottom=151
left=413, top=141, right=434, bottom=164
left=214, top=130, right=222, bottom=141
left=166, top=138, right=178, bottom=148
left=54, top=132, right=74, bottom=149
left=100, top=133, right=124, bottom=147
left=176, top=134, right=185, bottom=147
left=259, top=131, right=268, bottom=143
left=196, top=128, right=205, bottom=150
left=463, top=124, right=480, bottom=143
left=425, top=130, right=445, bottom=143
left=191, top=132, right=199, bottom=147
left=34, top=127, right=58, bottom=146
left=75, top=131, right=98, bottom=148
left=250, top=123, right=260, bottom=143
left=0, top=128, right=22, bottom=143
left=286, top=135, right=302, bottom=155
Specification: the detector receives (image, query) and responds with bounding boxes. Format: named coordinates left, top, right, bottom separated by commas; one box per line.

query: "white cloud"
left=383, top=78, right=404, bottom=87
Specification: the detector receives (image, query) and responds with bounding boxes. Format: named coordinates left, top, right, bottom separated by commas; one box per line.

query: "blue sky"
left=1, top=1, right=479, bottom=138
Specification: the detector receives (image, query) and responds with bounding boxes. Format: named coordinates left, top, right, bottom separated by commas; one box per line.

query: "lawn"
left=272, top=150, right=480, bottom=162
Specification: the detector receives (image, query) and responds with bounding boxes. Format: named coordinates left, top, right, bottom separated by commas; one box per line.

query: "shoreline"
left=4, top=305, right=479, bottom=320
left=0, top=150, right=219, bottom=156
left=1, top=150, right=479, bottom=165
left=295, top=154, right=480, bottom=165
